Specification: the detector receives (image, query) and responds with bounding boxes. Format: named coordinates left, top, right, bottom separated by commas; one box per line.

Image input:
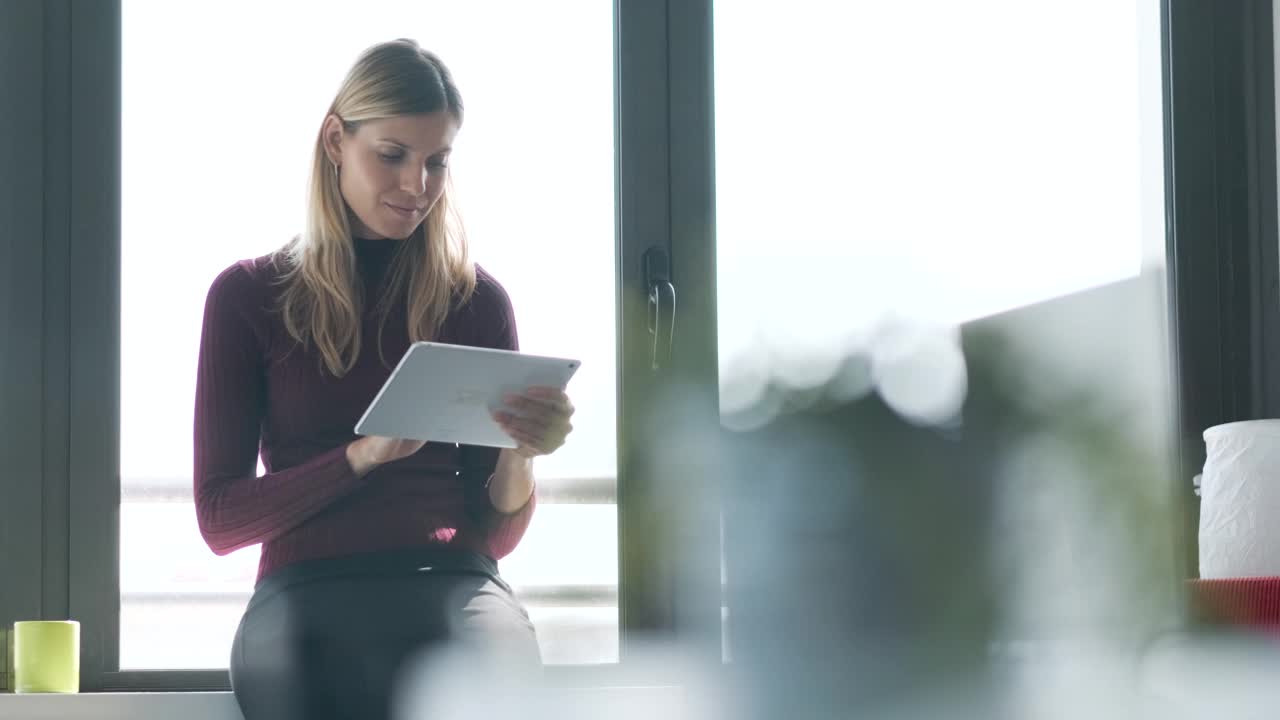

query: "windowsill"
left=0, top=691, right=241, bottom=720
left=0, top=685, right=685, bottom=720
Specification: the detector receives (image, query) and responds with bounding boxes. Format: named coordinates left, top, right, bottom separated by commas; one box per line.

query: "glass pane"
left=121, top=0, right=615, bottom=669
left=712, top=0, right=1170, bottom=681
left=119, top=502, right=617, bottom=667
left=713, top=0, right=1166, bottom=422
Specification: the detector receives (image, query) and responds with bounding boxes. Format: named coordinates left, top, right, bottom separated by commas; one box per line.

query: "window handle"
left=644, top=247, right=676, bottom=371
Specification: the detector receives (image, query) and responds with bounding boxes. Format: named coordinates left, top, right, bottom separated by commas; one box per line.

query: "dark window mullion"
left=0, top=0, right=50, bottom=637
left=41, top=0, right=73, bottom=628
left=664, top=0, right=721, bottom=661
left=615, top=0, right=677, bottom=654
left=1163, top=0, right=1280, bottom=579
left=65, top=0, right=122, bottom=690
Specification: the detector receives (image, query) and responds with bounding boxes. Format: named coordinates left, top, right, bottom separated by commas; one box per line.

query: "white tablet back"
left=354, top=341, right=580, bottom=448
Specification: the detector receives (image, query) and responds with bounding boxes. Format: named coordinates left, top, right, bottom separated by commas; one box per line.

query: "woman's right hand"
left=346, top=435, right=425, bottom=477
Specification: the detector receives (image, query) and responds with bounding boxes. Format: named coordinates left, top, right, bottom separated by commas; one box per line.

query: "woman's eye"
left=378, top=153, right=403, bottom=163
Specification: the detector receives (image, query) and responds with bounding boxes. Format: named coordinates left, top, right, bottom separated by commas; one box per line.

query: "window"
left=119, top=0, right=617, bottom=668
left=713, top=0, right=1167, bottom=425
left=7, top=0, right=1268, bottom=697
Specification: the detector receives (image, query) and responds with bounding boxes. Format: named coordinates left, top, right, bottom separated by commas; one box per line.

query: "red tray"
left=1188, top=577, right=1280, bottom=627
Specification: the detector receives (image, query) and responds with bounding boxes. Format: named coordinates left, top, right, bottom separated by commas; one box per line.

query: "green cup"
left=13, top=621, right=79, bottom=694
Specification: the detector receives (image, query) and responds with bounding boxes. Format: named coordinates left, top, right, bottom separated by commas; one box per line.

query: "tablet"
left=354, top=341, right=581, bottom=448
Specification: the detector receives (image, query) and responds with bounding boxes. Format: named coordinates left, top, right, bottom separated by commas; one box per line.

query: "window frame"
left=1161, top=0, right=1280, bottom=578
left=5, top=0, right=1274, bottom=693
left=0, top=0, right=722, bottom=691
left=0, top=0, right=68, bottom=643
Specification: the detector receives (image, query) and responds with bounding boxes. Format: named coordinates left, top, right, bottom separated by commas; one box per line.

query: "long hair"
left=275, top=39, right=475, bottom=377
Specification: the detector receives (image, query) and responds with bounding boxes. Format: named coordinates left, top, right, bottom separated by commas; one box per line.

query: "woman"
left=193, top=39, right=574, bottom=720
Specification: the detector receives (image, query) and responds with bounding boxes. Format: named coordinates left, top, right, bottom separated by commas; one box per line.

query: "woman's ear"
left=321, top=113, right=345, bottom=167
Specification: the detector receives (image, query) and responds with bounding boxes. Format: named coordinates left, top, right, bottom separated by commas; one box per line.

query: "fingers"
left=505, top=426, right=547, bottom=455
left=492, top=412, right=572, bottom=457
left=501, top=391, right=574, bottom=424
left=362, top=435, right=425, bottom=465
left=491, top=387, right=577, bottom=458
left=498, top=421, right=551, bottom=457
left=493, top=411, right=573, bottom=442
left=520, top=387, right=576, bottom=414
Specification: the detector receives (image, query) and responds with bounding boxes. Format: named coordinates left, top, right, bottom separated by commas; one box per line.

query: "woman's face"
left=322, top=112, right=459, bottom=240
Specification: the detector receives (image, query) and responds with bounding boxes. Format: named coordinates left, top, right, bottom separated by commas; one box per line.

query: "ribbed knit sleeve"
left=457, top=266, right=536, bottom=560
left=192, top=262, right=368, bottom=556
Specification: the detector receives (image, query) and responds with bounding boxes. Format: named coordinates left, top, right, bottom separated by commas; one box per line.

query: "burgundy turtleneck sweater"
left=193, top=238, right=534, bottom=582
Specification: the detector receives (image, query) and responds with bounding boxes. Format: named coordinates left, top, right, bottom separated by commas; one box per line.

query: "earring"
left=332, top=161, right=340, bottom=177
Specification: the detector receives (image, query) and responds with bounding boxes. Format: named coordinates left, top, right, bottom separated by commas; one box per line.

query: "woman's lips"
left=385, top=202, right=419, bottom=218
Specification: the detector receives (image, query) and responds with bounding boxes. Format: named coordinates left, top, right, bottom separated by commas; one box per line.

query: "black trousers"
left=230, top=548, right=540, bottom=720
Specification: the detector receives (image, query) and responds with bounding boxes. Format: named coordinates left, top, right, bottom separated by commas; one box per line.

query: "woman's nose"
left=401, top=165, right=428, bottom=196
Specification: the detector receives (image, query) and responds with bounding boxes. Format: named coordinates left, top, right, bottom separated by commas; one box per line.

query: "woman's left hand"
left=492, top=386, right=575, bottom=459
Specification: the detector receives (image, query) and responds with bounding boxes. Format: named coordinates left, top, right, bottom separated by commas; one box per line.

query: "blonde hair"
left=275, top=39, right=475, bottom=377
